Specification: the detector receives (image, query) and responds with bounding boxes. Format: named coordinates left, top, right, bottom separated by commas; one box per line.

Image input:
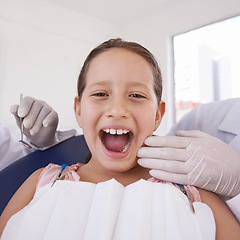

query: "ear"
left=154, top=101, right=165, bottom=131
left=74, top=96, right=82, bottom=128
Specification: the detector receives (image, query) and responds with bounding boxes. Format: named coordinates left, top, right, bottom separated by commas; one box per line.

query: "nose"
left=105, top=96, right=130, bottom=119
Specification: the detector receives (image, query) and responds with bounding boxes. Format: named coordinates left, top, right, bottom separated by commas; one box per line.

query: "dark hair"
left=77, top=38, right=163, bottom=104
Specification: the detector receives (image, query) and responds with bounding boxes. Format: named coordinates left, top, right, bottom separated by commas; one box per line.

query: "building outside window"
left=173, top=15, right=240, bottom=122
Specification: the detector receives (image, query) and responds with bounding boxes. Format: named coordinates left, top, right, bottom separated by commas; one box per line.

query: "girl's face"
left=75, top=48, right=165, bottom=174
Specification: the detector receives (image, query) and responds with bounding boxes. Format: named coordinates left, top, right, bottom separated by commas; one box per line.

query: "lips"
left=99, top=127, right=133, bottom=158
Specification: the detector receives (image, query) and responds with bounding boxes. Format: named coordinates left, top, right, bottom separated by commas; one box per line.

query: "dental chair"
left=0, top=135, right=90, bottom=215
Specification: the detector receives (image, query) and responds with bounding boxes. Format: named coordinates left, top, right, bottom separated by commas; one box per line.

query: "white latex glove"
left=138, top=130, right=240, bottom=197
left=10, top=96, right=59, bottom=148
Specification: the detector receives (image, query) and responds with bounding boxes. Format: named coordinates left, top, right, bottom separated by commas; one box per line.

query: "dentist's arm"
left=0, top=97, right=76, bottom=172
left=138, top=130, right=240, bottom=221
left=138, top=130, right=240, bottom=197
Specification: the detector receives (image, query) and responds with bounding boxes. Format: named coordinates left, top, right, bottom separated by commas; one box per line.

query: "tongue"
left=103, top=133, right=129, bottom=152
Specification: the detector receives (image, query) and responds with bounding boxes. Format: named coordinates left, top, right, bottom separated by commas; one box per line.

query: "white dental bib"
left=2, top=179, right=215, bottom=240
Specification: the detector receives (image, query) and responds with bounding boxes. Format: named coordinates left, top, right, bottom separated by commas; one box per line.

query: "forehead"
left=85, top=48, right=154, bottom=86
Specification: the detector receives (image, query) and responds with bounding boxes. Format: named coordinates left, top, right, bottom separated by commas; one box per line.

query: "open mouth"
left=100, top=128, right=133, bottom=153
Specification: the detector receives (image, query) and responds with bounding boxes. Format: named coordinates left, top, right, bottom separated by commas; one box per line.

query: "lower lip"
left=99, top=137, right=134, bottom=159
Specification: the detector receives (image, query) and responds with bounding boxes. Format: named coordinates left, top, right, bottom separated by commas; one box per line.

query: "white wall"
left=0, top=0, right=239, bottom=136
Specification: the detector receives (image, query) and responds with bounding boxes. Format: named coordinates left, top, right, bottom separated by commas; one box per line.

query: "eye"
left=129, top=93, right=146, bottom=99
left=92, top=92, right=108, bottom=97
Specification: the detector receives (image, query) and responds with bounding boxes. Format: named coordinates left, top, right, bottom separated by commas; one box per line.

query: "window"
left=173, top=16, right=240, bottom=122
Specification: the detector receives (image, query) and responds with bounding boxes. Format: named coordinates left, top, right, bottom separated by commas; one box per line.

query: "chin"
left=99, top=155, right=138, bottom=174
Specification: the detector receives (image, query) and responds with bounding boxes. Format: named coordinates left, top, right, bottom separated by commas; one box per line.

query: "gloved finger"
left=18, top=96, right=35, bottom=118
left=29, top=106, right=52, bottom=135
left=149, top=169, right=189, bottom=185
left=42, top=110, right=58, bottom=127
left=10, top=104, right=19, bottom=117
left=137, top=146, right=189, bottom=161
left=175, top=130, right=213, bottom=139
left=10, top=104, right=22, bottom=129
left=23, top=101, right=44, bottom=129
left=138, top=158, right=190, bottom=174
left=144, top=135, right=191, bottom=149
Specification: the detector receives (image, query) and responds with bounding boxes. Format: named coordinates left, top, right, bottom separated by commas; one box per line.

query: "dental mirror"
left=19, top=94, right=32, bottom=149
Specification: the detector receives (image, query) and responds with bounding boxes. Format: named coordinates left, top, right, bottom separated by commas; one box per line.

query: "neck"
left=77, top=161, right=151, bottom=187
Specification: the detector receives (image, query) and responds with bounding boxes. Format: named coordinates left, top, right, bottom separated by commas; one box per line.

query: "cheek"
left=135, top=105, right=157, bottom=128
left=134, top=106, right=157, bottom=145
left=78, top=103, right=95, bottom=130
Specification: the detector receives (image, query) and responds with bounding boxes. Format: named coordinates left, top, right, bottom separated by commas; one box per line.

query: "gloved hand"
left=138, top=130, right=240, bottom=198
left=10, top=96, right=59, bottom=148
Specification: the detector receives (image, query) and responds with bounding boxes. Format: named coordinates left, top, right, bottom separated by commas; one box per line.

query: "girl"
left=0, top=38, right=239, bottom=239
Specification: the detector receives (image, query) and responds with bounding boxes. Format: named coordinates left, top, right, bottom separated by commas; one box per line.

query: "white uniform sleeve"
left=167, top=107, right=200, bottom=136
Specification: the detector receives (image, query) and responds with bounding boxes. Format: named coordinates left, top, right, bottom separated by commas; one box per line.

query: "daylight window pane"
left=173, top=16, right=240, bottom=122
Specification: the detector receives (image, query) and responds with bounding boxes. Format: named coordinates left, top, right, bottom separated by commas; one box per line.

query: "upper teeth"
left=103, top=128, right=129, bottom=135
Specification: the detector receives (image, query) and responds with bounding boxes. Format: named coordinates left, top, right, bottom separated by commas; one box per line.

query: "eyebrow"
left=87, top=80, right=151, bottom=89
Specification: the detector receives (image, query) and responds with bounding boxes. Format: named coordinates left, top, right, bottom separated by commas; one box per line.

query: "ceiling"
left=46, top=0, right=182, bottom=25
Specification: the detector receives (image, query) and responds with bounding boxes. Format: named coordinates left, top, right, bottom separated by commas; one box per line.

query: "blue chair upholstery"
left=0, top=135, right=89, bottom=215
